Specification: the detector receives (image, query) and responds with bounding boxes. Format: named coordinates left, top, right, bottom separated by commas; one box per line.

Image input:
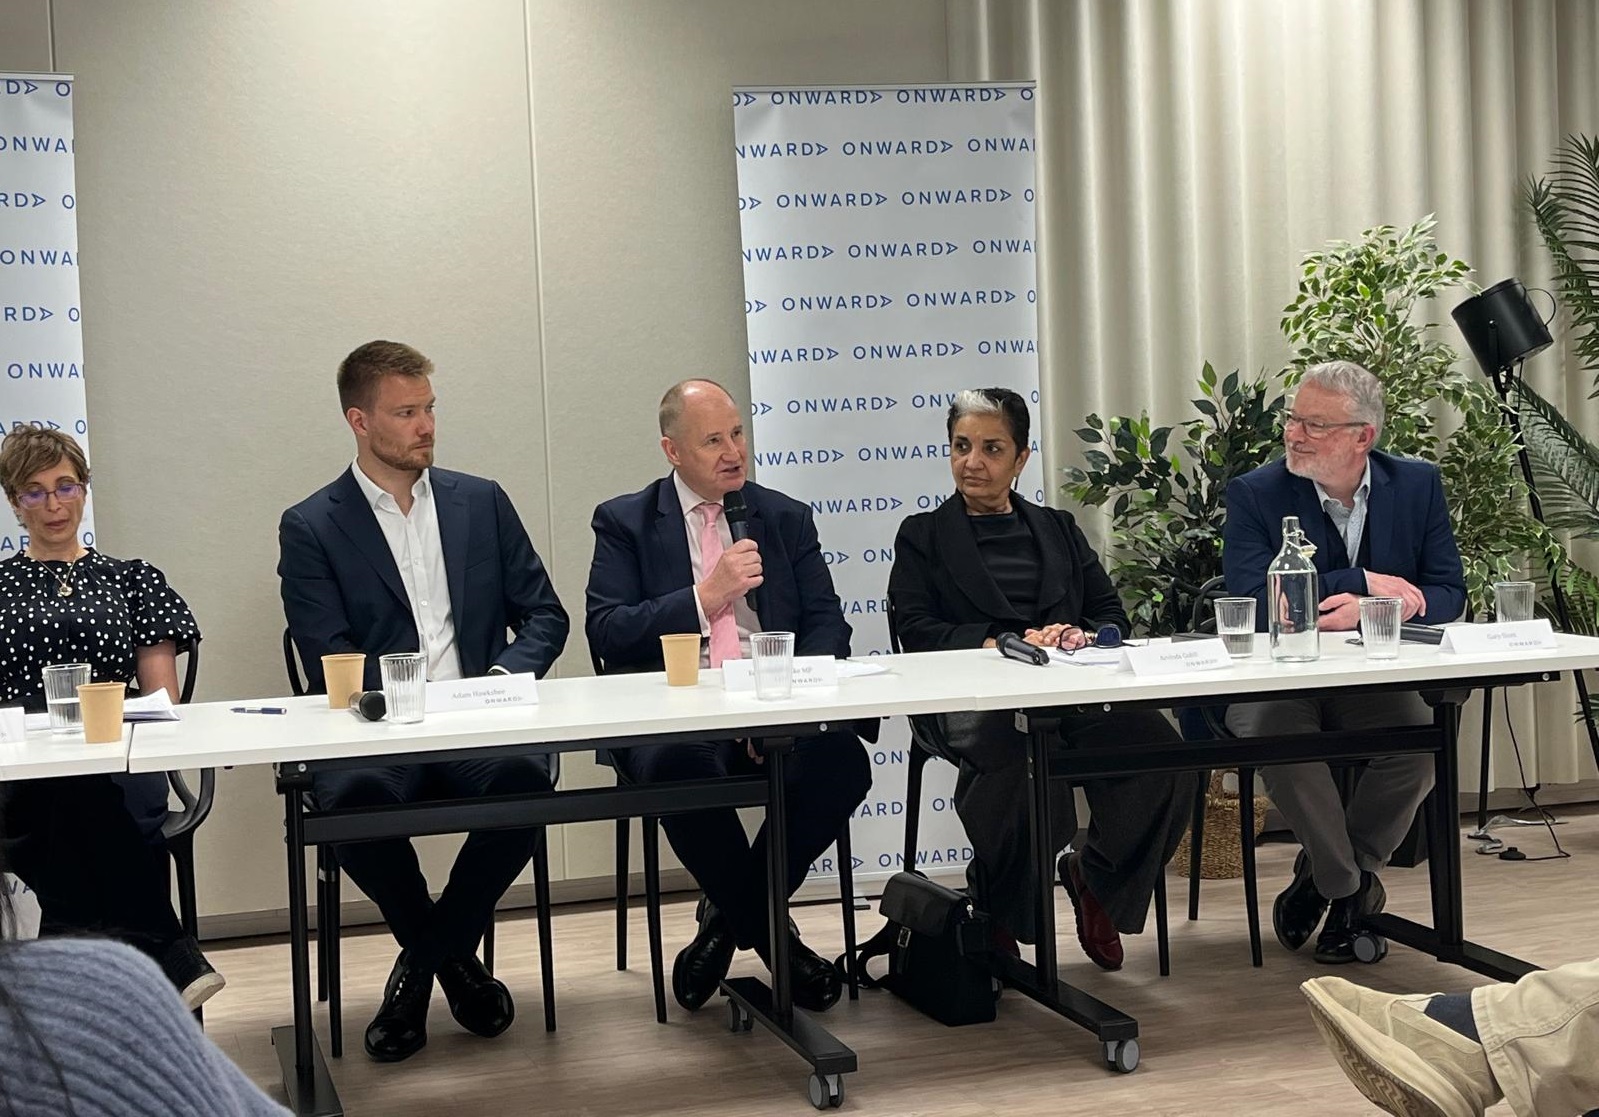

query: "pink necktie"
left=697, top=502, right=742, bottom=667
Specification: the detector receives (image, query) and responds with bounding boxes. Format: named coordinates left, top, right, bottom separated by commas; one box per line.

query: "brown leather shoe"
left=1058, top=851, right=1124, bottom=971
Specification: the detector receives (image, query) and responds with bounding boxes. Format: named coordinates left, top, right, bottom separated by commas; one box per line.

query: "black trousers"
left=0, top=774, right=185, bottom=959
left=311, top=757, right=550, bottom=970
left=612, top=732, right=871, bottom=951
left=935, top=707, right=1197, bottom=942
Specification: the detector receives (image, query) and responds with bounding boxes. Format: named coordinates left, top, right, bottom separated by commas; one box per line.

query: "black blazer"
left=278, top=466, right=569, bottom=692
left=585, top=476, right=852, bottom=672
left=888, top=492, right=1129, bottom=651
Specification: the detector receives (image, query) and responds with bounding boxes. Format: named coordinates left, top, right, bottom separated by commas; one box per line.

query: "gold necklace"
left=30, top=551, right=85, bottom=597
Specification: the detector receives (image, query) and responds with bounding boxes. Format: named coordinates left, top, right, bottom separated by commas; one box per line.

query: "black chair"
left=281, top=630, right=553, bottom=1056
left=1172, top=574, right=1265, bottom=967
left=597, top=645, right=860, bottom=1021
left=159, top=638, right=216, bottom=1020
left=890, top=602, right=1175, bottom=976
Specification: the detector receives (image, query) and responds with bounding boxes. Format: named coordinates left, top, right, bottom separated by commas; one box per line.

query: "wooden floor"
left=204, top=807, right=1599, bottom=1116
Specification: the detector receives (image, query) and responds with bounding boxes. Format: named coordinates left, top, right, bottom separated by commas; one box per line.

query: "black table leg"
left=721, top=737, right=856, bottom=1109
left=272, top=772, right=342, bottom=1116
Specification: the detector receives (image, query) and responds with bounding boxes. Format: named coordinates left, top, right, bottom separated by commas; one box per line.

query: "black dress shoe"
left=365, top=952, right=434, bottom=1063
left=437, top=954, right=514, bottom=1038
left=672, top=902, right=736, bottom=1012
left=1313, top=871, right=1388, bottom=964
left=757, top=932, right=843, bottom=1013
left=1273, top=849, right=1330, bottom=953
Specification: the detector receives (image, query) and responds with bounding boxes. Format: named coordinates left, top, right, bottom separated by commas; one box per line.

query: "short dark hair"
left=946, top=387, right=1030, bottom=450
left=658, top=378, right=734, bottom=438
left=337, top=340, right=434, bottom=413
left=0, top=428, right=90, bottom=504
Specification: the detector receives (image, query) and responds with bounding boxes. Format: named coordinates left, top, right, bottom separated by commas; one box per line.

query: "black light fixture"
left=1451, top=278, right=1553, bottom=386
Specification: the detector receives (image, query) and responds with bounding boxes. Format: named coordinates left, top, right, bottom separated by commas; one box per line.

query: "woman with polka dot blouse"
left=0, top=428, right=224, bottom=1010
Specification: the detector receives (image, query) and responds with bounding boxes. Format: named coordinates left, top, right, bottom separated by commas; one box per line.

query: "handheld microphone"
left=348, top=690, right=387, bottom=721
left=996, top=631, right=1050, bottom=666
left=721, top=488, right=758, bottom=616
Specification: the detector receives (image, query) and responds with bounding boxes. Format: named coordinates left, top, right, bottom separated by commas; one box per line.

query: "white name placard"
left=425, top=674, right=540, bottom=714
left=723, top=655, right=840, bottom=692
left=1440, top=619, right=1558, bottom=655
left=1118, top=640, right=1234, bottom=676
left=0, top=707, right=24, bottom=743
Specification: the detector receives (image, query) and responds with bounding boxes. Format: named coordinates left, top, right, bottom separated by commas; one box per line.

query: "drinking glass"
left=750, top=632, right=796, bottom=700
left=1493, top=580, right=1535, bottom=623
left=379, top=652, right=427, bottom=724
left=1214, top=597, right=1257, bottom=659
left=1359, top=597, right=1403, bottom=660
left=42, top=663, right=91, bottom=735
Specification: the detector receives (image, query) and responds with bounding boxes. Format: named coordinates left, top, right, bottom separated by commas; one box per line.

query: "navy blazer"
left=1223, top=450, right=1466, bottom=628
left=889, top=493, right=1130, bottom=651
left=278, top=466, right=569, bottom=692
left=585, top=476, right=852, bottom=673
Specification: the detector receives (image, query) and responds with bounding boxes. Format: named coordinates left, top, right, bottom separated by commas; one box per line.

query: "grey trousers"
left=1224, top=692, right=1434, bottom=900
left=934, top=708, right=1197, bottom=943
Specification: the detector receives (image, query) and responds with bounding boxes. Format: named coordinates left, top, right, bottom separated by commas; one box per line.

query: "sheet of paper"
left=0, top=707, right=25, bottom=742
left=123, top=689, right=180, bottom=722
left=838, top=660, right=890, bottom=678
left=1049, top=646, right=1124, bottom=667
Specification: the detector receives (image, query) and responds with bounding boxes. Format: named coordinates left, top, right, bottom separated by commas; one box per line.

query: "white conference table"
left=0, top=723, right=133, bottom=782
left=116, top=634, right=1599, bottom=1110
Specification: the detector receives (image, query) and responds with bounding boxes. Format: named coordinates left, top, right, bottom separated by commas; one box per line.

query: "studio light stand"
left=1453, top=278, right=1599, bottom=835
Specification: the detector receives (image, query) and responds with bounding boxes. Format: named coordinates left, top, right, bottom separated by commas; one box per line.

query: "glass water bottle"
left=1268, top=515, right=1320, bottom=662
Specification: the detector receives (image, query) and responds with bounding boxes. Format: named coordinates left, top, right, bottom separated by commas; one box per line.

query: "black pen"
left=231, top=706, right=287, bottom=715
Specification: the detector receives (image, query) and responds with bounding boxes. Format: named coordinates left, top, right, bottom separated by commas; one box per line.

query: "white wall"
left=4, top=0, right=952, bottom=927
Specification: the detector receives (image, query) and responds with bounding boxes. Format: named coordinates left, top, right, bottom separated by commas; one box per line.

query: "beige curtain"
left=947, top=0, right=1599, bottom=789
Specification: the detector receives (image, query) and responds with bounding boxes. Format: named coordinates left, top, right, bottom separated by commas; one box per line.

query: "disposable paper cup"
left=660, top=634, right=701, bottom=687
left=77, top=681, right=125, bottom=745
left=322, top=653, right=366, bottom=709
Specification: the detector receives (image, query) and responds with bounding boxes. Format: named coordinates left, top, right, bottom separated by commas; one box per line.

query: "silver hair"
left=1299, top=361, right=1385, bottom=440
left=949, top=388, right=1002, bottom=422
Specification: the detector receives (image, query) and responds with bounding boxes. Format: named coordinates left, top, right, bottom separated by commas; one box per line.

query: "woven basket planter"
left=1171, top=771, right=1270, bottom=880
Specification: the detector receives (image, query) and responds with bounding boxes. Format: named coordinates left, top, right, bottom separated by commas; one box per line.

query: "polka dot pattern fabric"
left=0, top=550, right=201, bottom=712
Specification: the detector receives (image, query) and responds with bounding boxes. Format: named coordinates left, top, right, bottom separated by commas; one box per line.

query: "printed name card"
left=0, top=707, right=24, bottom=743
left=723, top=655, right=840, bottom=692
left=425, top=674, right=540, bottom=714
left=1440, top=619, right=1558, bottom=655
left=1118, top=640, right=1234, bottom=677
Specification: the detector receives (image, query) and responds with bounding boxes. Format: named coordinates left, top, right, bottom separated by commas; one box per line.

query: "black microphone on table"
left=721, top=488, right=758, bottom=617
left=348, top=690, right=387, bottom=721
left=996, top=631, right=1050, bottom=666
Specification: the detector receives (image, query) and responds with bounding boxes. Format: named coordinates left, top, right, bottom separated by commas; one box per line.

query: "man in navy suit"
left=279, top=340, right=569, bottom=1062
left=585, top=379, right=871, bottom=1014
left=1223, top=360, right=1466, bottom=965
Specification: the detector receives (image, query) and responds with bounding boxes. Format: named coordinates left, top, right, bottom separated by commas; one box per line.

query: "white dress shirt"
left=1313, top=460, right=1372, bottom=570
left=351, top=461, right=462, bottom=681
left=674, top=472, right=759, bottom=666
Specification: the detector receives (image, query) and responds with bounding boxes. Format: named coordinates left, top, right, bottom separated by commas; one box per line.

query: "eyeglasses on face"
left=15, top=481, right=87, bottom=509
left=1282, top=413, right=1368, bottom=439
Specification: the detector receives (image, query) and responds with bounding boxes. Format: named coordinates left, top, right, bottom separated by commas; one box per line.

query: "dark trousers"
left=936, top=708, right=1197, bottom=942
left=612, top=731, right=871, bottom=951
left=0, top=775, right=185, bottom=959
left=311, top=756, right=550, bottom=970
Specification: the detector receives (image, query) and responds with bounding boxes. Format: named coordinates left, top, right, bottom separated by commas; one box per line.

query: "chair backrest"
left=1189, top=574, right=1229, bottom=634
left=164, top=637, right=214, bottom=841
left=886, top=597, right=904, bottom=655
left=283, top=627, right=307, bottom=696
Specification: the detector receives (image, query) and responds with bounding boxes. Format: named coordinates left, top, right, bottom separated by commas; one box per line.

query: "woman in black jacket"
left=888, top=388, right=1196, bottom=969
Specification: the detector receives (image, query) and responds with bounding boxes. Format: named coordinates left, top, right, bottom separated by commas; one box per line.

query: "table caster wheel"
left=727, top=1001, right=753, bottom=1033
left=1353, top=931, right=1388, bottom=964
left=1103, top=1038, right=1140, bottom=1074
left=807, top=1072, right=844, bottom=1109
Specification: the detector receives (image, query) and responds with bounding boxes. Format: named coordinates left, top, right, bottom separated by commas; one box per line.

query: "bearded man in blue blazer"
left=1223, top=360, right=1465, bottom=965
left=279, top=340, right=569, bottom=1062
left=585, top=379, right=871, bottom=1015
